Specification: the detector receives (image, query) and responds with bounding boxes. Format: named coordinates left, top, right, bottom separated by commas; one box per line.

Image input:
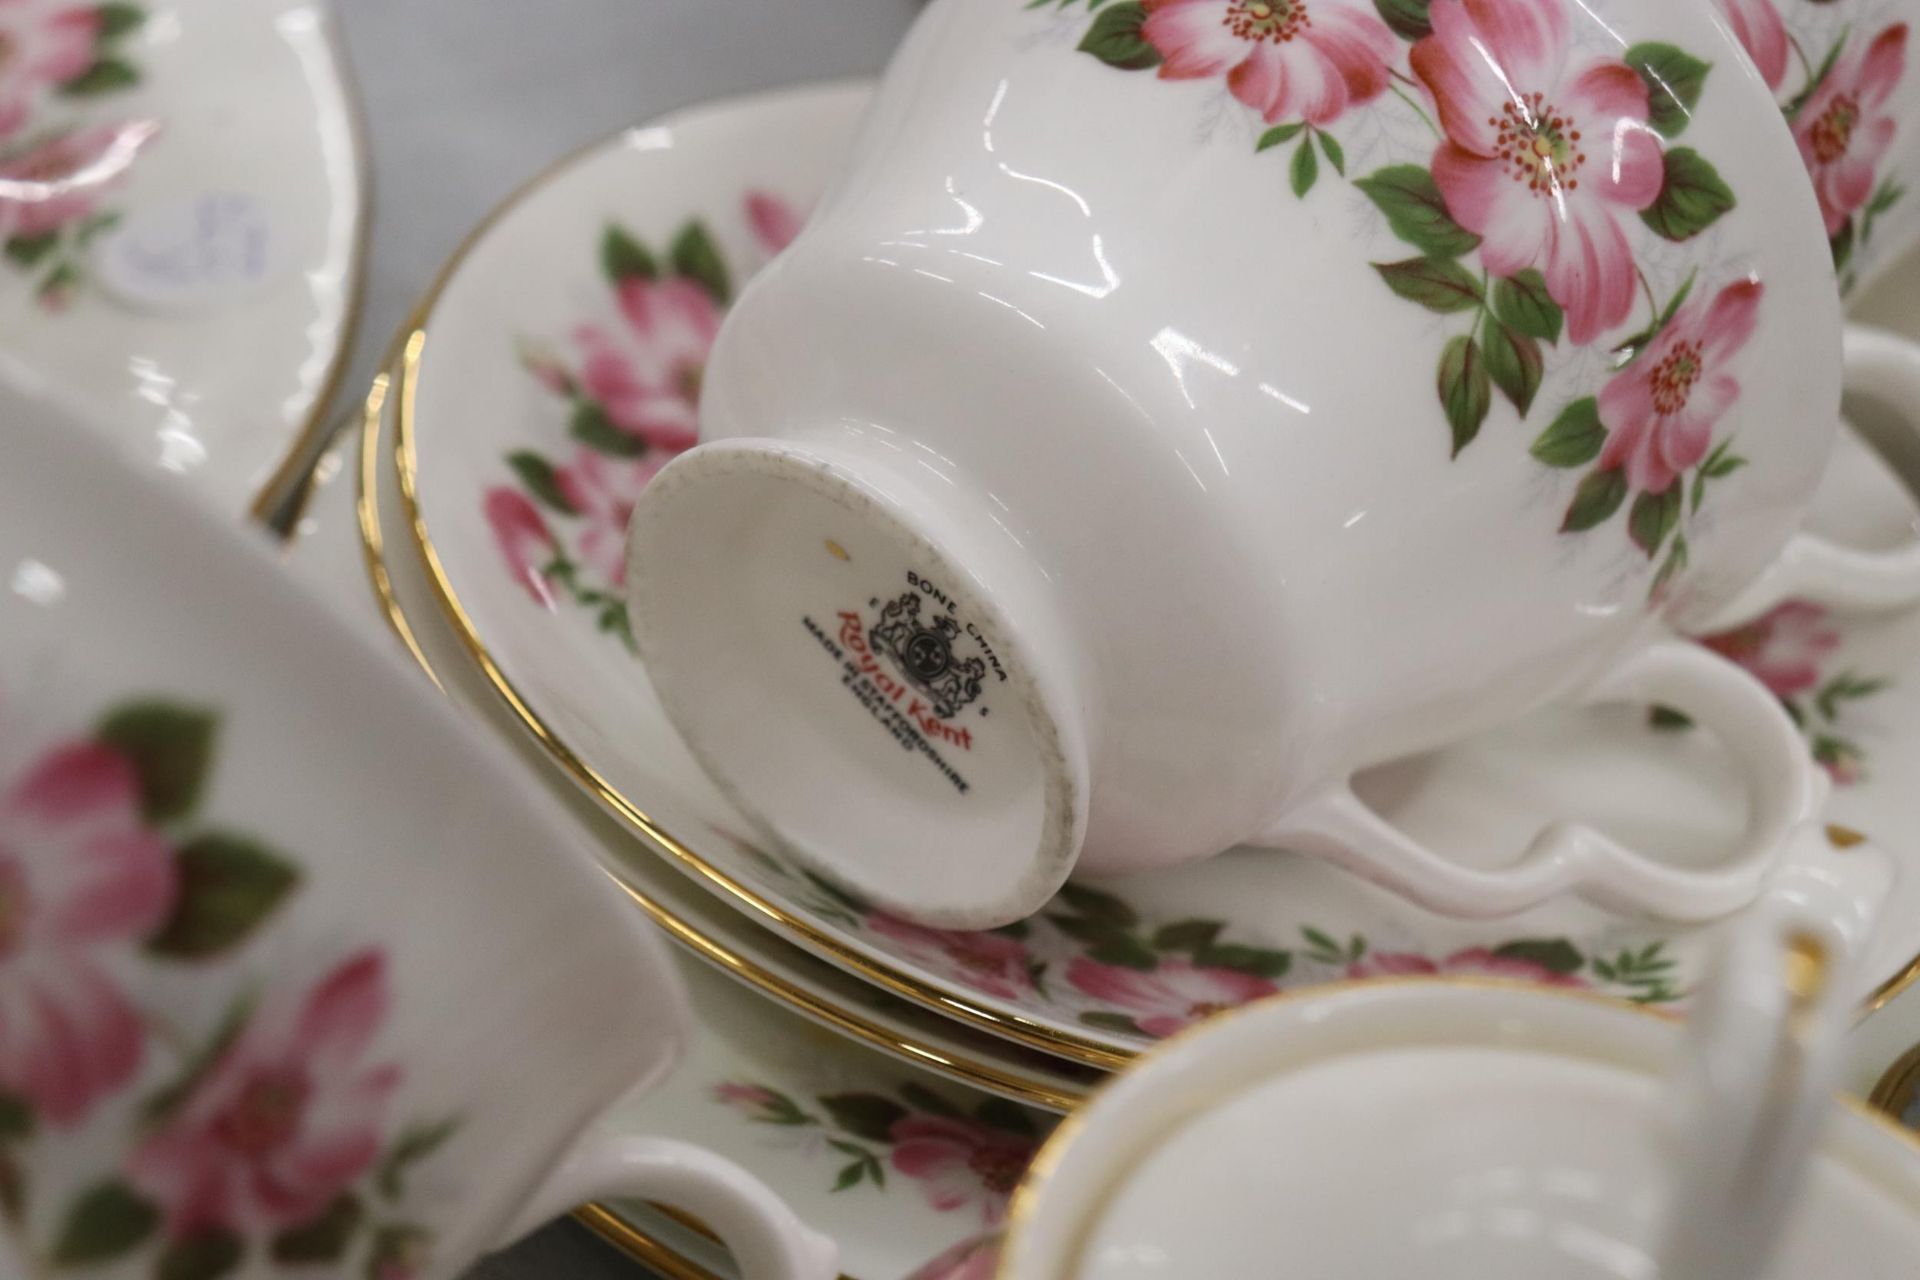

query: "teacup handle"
left=1652, top=822, right=1892, bottom=1280
left=1701, top=325, right=1920, bottom=629
left=490, top=1133, right=838, bottom=1280
left=1258, top=639, right=1824, bottom=921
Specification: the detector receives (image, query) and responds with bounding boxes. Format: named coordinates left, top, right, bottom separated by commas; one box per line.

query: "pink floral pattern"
left=0, top=738, right=174, bottom=1126
left=1596, top=278, right=1759, bottom=498
left=1415, top=0, right=1665, bottom=345
left=866, top=914, right=1035, bottom=1002
left=1795, top=24, right=1907, bottom=239
left=906, top=1234, right=1003, bottom=1280
left=1055, top=0, right=1751, bottom=590
left=1715, top=0, right=1790, bottom=92
left=713, top=1078, right=1045, bottom=1220
left=0, top=698, right=460, bottom=1276
left=129, top=952, right=401, bottom=1236
left=1065, top=955, right=1278, bottom=1038
left=1696, top=601, right=1889, bottom=785
left=0, top=3, right=154, bottom=307
left=1348, top=944, right=1587, bottom=986
left=1140, top=0, right=1397, bottom=126
left=491, top=193, right=807, bottom=646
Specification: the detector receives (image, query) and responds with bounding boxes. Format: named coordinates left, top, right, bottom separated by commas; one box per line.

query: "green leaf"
left=1562, top=468, right=1629, bottom=532
left=270, top=1194, right=363, bottom=1264
left=1491, top=938, right=1585, bottom=975
left=1373, top=0, right=1432, bottom=40
left=1256, top=122, right=1306, bottom=152
left=1290, top=135, right=1319, bottom=197
left=59, top=56, right=139, bottom=95
left=1087, top=935, right=1160, bottom=970
left=1653, top=530, right=1690, bottom=595
left=0, top=1151, right=21, bottom=1224
left=4, top=233, right=57, bottom=267
left=669, top=220, right=731, bottom=304
left=1785, top=33, right=1848, bottom=121
left=1492, top=269, right=1562, bottom=342
left=831, top=1162, right=866, bottom=1191
left=1530, top=397, right=1606, bottom=467
left=820, top=1093, right=907, bottom=1143
left=1194, top=943, right=1292, bottom=979
left=1703, top=451, right=1747, bottom=479
left=1831, top=218, right=1856, bottom=272
left=1301, top=926, right=1343, bottom=957
left=1628, top=486, right=1682, bottom=557
left=1049, top=913, right=1131, bottom=946
left=1483, top=319, right=1543, bottom=416
left=1373, top=256, right=1483, bottom=313
left=1816, top=672, right=1891, bottom=722
left=1055, top=883, right=1137, bottom=926
left=146, top=834, right=301, bottom=960
left=1317, top=130, right=1345, bottom=176
left=157, top=1227, right=243, bottom=1280
left=974, top=1096, right=1038, bottom=1137
left=142, top=993, right=253, bottom=1123
left=51, top=1180, right=158, bottom=1266
left=1079, top=1010, right=1146, bottom=1035
left=1152, top=919, right=1223, bottom=954
left=1649, top=705, right=1695, bottom=730
left=0, top=1093, right=31, bottom=1142
left=599, top=224, right=657, bottom=283
left=95, top=2, right=145, bottom=38
left=1076, top=2, right=1161, bottom=70
left=1356, top=165, right=1480, bottom=257
left=1625, top=42, right=1711, bottom=137
left=1641, top=148, right=1736, bottom=242
left=376, top=1117, right=461, bottom=1201
left=569, top=400, right=645, bottom=457
left=506, top=451, right=579, bottom=515
left=1438, top=334, right=1490, bottom=456
left=96, top=702, right=218, bottom=823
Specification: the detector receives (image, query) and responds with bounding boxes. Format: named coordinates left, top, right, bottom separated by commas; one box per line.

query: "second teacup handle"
left=1258, top=639, right=1824, bottom=922
left=1701, top=324, right=1920, bottom=628
left=489, top=1132, right=838, bottom=1280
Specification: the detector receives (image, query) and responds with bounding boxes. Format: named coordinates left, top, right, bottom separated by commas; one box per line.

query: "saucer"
left=313, top=360, right=1102, bottom=1113
left=382, top=78, right=1920, bottom=1069
left=0, top=0, right=365, bottom=520
left=284, top=408, right=1066, bottom=1280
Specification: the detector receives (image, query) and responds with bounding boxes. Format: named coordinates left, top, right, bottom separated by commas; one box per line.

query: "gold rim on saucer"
left=1870, top=1040, right=1920, bottom=1123
left=375, top=95, right=1920, bottom=1077
left=1000, top=974, right=1920, bottom=1271
left=355, top=347, right=1094, bottom=1113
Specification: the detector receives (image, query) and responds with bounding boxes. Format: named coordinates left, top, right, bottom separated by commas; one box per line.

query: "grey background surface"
left=324, top=2, right=923, bottom=1275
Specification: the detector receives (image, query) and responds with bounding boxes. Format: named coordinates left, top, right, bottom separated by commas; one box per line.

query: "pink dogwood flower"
left=890, top=1114, right=1035, bottom=1224
left=1066, top=956, right=1277, bottom=1038
left=0, top=120, right=158, bottom=241
left=746, top=190, right=803, bottom=256
left=1794, top=23, right=1908, bottom=237
left=1140, top=0, right=1398, bottom=126
left=1699, top=601, right=1840, bottom=700
left=1596, top=278, right=1761, bottom=495
left=867, top=914, right=1034, bottom=1002
left=554, top=449, right=669, bottom=586
left=128, top=952, right=402, bottom=1238
left=572, top=276, right=720, bottom=454
left=1411, top=0, right=1665, bottom=344
left=1348, top=945, right=1587, bottom=986
left=0, top=2, right=101, bottom=139
left=0, top=741, right=175, bottom=1126
left=484, top=488, right=559, bottom=607
left=1715, top=0, right=1790, bottom=93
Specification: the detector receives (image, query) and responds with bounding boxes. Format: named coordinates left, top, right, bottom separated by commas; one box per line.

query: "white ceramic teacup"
left=627, top=0, right=1920, bottom=929
left=988, top=824, right=1906, bottom=1280
left=0, top=385, right=834, bottom=1280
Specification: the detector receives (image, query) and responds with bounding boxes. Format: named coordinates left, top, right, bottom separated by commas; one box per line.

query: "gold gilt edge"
left=246, top=0, right=376, bottom=532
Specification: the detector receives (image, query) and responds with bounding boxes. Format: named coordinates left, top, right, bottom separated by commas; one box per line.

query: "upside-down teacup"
left=628, top=0, right=1920, bottom=928
left=0, top=383, right=833, bottom=1279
